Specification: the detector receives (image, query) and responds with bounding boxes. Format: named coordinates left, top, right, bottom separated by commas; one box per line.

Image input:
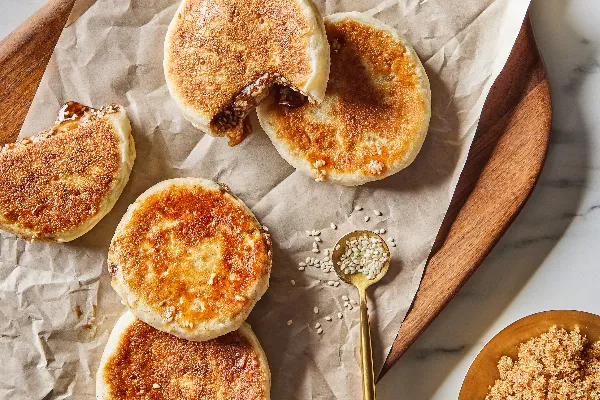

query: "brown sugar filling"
left=210, top=73, right=307, bottom=146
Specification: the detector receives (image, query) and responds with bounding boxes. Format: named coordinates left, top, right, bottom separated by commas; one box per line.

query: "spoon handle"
left=359, top=287, right=376, bottom=400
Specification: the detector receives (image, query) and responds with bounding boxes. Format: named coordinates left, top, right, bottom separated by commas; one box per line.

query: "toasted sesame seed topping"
left=207, top=272, right=216, bottom=285
left=152, top=383, right=160, bottom=389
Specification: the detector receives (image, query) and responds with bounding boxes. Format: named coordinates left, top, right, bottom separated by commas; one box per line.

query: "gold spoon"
left=332, top=230, right=391, bottom=400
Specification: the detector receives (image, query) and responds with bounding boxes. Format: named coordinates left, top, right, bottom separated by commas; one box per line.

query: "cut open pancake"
left=164, top=0, right=330, bottom=145
left=0, top=102, right=135, bottom=241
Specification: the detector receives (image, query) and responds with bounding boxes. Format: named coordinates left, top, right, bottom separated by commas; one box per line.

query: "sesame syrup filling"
left=210, top=73, right=308, bottom=146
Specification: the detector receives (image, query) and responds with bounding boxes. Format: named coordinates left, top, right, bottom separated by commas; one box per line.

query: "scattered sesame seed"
left=391, top=242, right=397, bottom=247
left=262, top=225, right=269, bottom=232
left=298, top=266, right=305, bottom=271
left=305, top=257, right=311, bottom=263
left=315, top=323, right=321, bottom=328
left=306, top=230, right=312, bottom=236
left=333, top=281, right=340, bottom=287
left=152, top=383, right=160, bottom=389
left=314, top=237, right=322, bottom=242
left=291, top=280, right=296, bottom=286
left=374, top=210, right=382, bottom=216
left=350, top=299, right=358, bottom=305
left=338, top=312, right=343, bottom=319
left=335, top=244, right=341, bottom=250
left=380, top=229, right=386, bottom=234
left=387, top=238, right=395, bottom=243
left=287, top=319, right=293, bottom=326
left=348, top=304, right=353, bottom=310
left=342, top=296, right=349, bottom=301
left=313, top=230, right=321, bottom=236
left=354, top=206, right=363, bottom=211
left=314, top=307, right=319, bottom=314
left=317, top=328, right=323, bottom=334
left=364, top=216, right=370, bottom=222
left=312, top=248, right=320, bottom=253
left=299, top=262, right=306, bottom=267
left=325, top=316, right=332, bottom=321
left=331, top=223, right=337, bottom=230
left=327, top=281, right=335, bottom=286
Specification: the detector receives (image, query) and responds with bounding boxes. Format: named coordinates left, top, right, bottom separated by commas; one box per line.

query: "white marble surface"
left=1, top=0, right=598, bottom=398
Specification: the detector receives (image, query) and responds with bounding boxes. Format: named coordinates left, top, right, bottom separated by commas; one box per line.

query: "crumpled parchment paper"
left=1, top=0, right=531, bottom=398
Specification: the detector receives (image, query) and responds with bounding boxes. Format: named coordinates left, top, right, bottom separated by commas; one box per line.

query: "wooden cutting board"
left=0, top=0, right=552, bottom=380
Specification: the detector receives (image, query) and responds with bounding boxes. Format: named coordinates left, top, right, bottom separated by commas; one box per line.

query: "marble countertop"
left=1, top=0, right=598, bottom=398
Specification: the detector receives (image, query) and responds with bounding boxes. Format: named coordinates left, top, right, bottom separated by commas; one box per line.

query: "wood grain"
left=380, top=16, right=551, bottom=377
left=0, top=2, right=551, bottom=380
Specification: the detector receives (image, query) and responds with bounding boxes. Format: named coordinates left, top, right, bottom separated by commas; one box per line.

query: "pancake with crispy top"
left=257, top=12, right=431, bottom=186
left=97, top=312, right=270, bottom=399
left=108, top=178, right=271, bottom=342
left=164, top=0, right=330, bottom=146
left=0, top=102, right=135, bottom=241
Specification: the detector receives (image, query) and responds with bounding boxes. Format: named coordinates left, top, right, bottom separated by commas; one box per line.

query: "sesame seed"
left=348, top=304, right=353, bottom=310
left=262, top=225, right=269, bottom=232
left=313, top=230, right=321, bottom=236
left=208, top=273, right=216, bottom=285
left=317, top=328, right=323, bottom=334
left=342, top=295, right=349, bottom=301
left=333, top=281, right=340, bottom=287
left=350, top=299, right=358, bottom=305
left=235, top=295, right=244, bottom=301
left=306, top=230, right=312, bottom=236
left=325, top=316, right=332, bottom=321
left=354, top=206, right=363, bottom=211
left=314, top=307, right=319, bottom=314
left=287, top=319, right=293, bottom=326
left=327, top=281, right=335, bottom=286
left=314, top=237, right=322, bottom=242
left=330, top=223, right=337, bottom=230
left=315, top=323, right=321, bottom=328
left=338, top=233, right=388, bottom=280
left=305, top=257, right=311, bottom=263
left=374, top=210, right=382, bottom=216
left=299, top=262, right=306, bottom=267
left=380, top=229, right=386, bottom=234
left=391, top=242, right=396, bottom=247
left=298, top=266, right=305, bottom=271
left=312, top=248, right=320, bottom=253
left=364, top=216, right=370, bottom=222
left=335, top=244, right=341, bottom=250
left=152, top=383, right=160, bottom=389
left=387, top=238, right=395, bottom=243
left=291, top=280, right=296, bottom=285
left=338, top=312, right=343, bottom=319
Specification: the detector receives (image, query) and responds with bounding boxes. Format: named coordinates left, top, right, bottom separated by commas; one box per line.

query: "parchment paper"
left=1, top=0, right=531, bottom=398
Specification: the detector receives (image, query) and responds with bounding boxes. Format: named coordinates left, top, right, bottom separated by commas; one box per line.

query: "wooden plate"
left=0, top=1, right=552, bottom=378
left=459, top=310, right=600, bottom=399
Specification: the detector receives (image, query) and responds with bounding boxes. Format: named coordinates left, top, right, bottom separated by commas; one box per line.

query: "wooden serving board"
left=0, top=0, right=551, bottom=380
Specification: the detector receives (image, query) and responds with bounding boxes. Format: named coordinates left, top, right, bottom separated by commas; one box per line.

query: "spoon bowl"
left=332, top=230, right=391, bottom=288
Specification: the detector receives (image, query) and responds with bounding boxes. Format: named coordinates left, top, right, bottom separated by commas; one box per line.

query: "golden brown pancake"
left=257, top=12, right=431, bottom=185
left=108, top=178, right=271, bottom=342
left=96, top=312, right=270, bottom=399
left=164, top=0, right=330, bottom=145
left=0, top=102, right=135, bottom=241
